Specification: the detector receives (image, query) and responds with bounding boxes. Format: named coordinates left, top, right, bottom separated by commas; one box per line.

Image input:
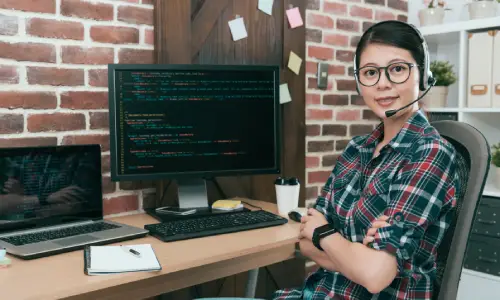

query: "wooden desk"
left=0, top=200, right=300, bottom=300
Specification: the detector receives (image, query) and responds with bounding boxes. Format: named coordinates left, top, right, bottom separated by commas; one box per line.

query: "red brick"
left=103, top=195, right=139, bottom=215
left=145, top=28, right=154, bottom=45
left=306, top=156, right=320, bottom=168
left=27, top=18, right=83, bottom=40
left=308, top=141, right=334, bottom=153
left=0, top=14, right=18, bottom=36
left=306, top=93, right=321, bottom=105
left=0, top=0, right=55, bottom=14
left=375, top=10, right=395, bottom=21
left=90, top=112, right=109, bottom=129
left=308, top=77, right=318, bottom=90
left=102, top=176, right=116, bottom=194
left=91, top=26, right=139, bottom=44
left=336, top=79, right=357, bottom=91
left=62, top=46, right=114, bottom=65
left=28, top=113, right=85, bottom=132
left=322, top=154, right=340, bottom=167
left=322, top=125, right=347, bottom=136
left=62, top=134, right=110, bottom=152
left=307, top=13, right=334, bottom=29
left=388, top=0, right=408, bottom=12
left=60, top=91, right=108, bottom=109
left=350, top=6, right=373, bottom=19
left=306, top=61, right=318, bottom=75
left=323, top=94, right=348, bottom=106
left=306, top=186, right=318, bottom=200
left=0, top=114, right=23, bottom=133
left=351, top=124, right=374, bottom=136
left=324, top=33, right=349, bottom=47
left=329, top=65, right=345, bottom=75
left=0, top=137, right=57, bottom=148
left=336, top=50, right=354, bottom=62
left=0, top=65, right=18, bottom=83
left=0, top=92, right=56, bottom=109
left=0, top=41, right=55, bottom=63
left=118, top=6, right=153, bottom=25
left=351, top=94, right=365, bottom=106
left=61, top=0, right=113, bottom=21
left=307, top=125, right=321, bottom=136
left=351, top=35, right=361, bottom=48
left=323, top=1, right=347, bottom=15
left=363, top=21, right=376, bottom=32
left=307, top=45, right=334, bottom=60
left=307, top=109, right=333, bottom=120
left=363, top=109, right=380, bottom=120
left=101, top=154, right=111, bottom=173
left=336, top=109, right=361, bottom=121
left=308, top=171, right=331, bottom=184
left=27, top=67, right=84, bottom=86
left=118, top=49, right=154, bottom=64
left=365, top=0, right=385, bottom=5
left=88, top=69, right=108, bottom=87
left=306, top=28, right=322, bottom=43
left=397, top=15, right=408, bottom=22
left=337, top=19, right=360, bottom=32
left=336, top=139, right=350, bottom=151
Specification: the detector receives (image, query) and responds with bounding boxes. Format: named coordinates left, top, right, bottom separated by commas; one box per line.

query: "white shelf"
left=462, top=268, right=500, bottom=283
left=484, top=182, right=500, bottom=198
left=427, top=108, right=500, bottom=113
left=419, top=16, right=500, bottom=37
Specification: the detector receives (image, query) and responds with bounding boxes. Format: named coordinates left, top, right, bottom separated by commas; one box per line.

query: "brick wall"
left=304, top=0, right=408, bottom=207
left=0, top=0, right=154, bottom=216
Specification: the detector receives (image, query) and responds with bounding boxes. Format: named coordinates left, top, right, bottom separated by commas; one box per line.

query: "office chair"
left=430, top=120, right=490, bottom=300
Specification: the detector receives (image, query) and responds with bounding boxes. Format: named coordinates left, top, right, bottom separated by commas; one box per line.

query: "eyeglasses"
left=355, top=62, right=417, bottom=87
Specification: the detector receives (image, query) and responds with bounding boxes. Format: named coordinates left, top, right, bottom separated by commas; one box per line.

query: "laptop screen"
left=0, top=144, right=103, bottom=232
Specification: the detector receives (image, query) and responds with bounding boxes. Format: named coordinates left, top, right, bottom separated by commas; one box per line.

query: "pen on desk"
left=121, top=246, right=141, bottom=258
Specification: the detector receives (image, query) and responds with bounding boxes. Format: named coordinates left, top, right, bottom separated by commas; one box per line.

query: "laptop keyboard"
left=0, top=222, right=120, bottom=246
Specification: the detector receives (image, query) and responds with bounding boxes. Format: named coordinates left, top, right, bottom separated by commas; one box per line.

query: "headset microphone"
left=384, top=78, right=436, bottom=118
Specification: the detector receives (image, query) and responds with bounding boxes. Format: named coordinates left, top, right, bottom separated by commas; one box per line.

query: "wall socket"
left=317, top=62, right=328, bottom=90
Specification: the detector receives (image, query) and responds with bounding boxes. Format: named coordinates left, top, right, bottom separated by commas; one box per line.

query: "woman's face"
left=357, top=43, right=421, bottom=120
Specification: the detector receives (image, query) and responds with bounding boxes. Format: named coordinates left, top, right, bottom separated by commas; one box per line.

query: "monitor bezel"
left=108, top=64, right=282, bottom=182
left=0, top=144, right=104, bottom=233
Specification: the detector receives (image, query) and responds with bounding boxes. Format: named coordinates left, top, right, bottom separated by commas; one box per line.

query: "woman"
left=273, top=20, right=458, bottom=300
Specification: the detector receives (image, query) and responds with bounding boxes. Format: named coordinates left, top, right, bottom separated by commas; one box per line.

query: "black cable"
left=159, top=180, right=172, bottom=205
left=215, top=277, right=227, bottom=296
left=265, top=266, right=280, bottom=288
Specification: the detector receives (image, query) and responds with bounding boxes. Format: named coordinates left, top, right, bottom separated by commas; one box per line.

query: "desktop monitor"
left=108, top=64, right=281, bottom=209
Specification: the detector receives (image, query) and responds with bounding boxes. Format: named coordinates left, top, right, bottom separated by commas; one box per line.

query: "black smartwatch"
left=312, top=223, right=337, bottom=251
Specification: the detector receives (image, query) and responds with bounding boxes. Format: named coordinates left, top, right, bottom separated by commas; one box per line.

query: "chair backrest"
left=430, top=120, right=491, bottom=300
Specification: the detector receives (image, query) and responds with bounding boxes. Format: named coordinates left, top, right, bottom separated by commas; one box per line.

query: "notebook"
left=83, top=244, right=162, bottom=275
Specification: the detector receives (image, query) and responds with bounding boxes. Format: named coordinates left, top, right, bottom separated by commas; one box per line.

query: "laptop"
left=0, top=144, right=148, bottom=259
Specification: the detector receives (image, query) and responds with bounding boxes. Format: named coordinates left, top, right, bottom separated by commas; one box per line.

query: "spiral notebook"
left=83, top=244, right=162, bottom=275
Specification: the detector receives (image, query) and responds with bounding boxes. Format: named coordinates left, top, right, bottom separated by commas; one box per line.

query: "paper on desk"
left=228, top=17, right=248, bottom=41
left=280, top=83, right=292, bottom=104
left=286, top=7, right=303, bottom=28
left=288, top=51, right=302, bottom=75
left=258, top=0, right=274, bottom=15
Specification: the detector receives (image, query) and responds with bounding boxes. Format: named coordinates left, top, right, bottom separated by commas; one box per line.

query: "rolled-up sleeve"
left=369, top=140, right=457, bottom=275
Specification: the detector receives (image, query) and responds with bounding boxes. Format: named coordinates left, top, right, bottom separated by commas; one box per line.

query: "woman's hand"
left=363, top=215, right=390, bottom=246
left=299, top=208, right=328, bottom=240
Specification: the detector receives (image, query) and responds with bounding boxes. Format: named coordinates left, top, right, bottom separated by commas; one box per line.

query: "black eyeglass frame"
left=354, top=62, right=418, bottom=87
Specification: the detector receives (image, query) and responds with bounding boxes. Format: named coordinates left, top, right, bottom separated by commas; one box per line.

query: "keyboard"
left=0, top=222, right=120, bottom=246
left=144, top=210, right=288, bottom=242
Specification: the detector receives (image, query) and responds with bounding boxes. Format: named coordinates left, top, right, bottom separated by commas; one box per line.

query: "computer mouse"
left=288, top=207, right=308, bottom=222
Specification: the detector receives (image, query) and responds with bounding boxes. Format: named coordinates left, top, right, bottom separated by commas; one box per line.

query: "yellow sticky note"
left=280, top=83, right=292, bottom=104
left=287, top=51, right=302, bottom=75
left=286, top=7, right=303, bottom=28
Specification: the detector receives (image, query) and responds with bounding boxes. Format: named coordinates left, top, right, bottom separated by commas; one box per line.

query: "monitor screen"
left=108, top=64, right=281, bottom=181
left=0, top=145, right=103, bottom=232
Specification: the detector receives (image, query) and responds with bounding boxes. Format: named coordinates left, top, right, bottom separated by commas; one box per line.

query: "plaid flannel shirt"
left=273, top=110, right=458, bottom=300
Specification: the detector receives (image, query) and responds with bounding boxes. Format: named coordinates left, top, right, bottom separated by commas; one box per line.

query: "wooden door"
left=149, top=0, right=306, bottom=298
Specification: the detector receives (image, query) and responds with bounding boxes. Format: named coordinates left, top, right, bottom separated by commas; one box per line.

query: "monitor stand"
left=145, top=177, right=248, bottom=222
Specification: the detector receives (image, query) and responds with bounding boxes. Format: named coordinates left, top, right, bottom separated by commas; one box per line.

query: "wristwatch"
left=312, top=223, right=338, bottom=251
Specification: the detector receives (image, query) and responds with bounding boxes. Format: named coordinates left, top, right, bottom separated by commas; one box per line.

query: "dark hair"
left=355, top=21, right=429, bottom=118
left=355, top=21, right=426, bottom=86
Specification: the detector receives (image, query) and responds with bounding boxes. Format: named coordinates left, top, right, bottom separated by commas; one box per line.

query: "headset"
left=353, top=20, right=436, bottom=97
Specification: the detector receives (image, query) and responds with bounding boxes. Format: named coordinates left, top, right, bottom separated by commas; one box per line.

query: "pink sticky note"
left=286, top=7, right=303, bottom=29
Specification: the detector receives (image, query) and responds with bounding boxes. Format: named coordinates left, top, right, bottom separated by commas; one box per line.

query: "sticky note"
left=286, top=7, right=303, bottom=29
left=228, top=17, right=248, bottom=41
left=287, top=51, right=302, bottom=75
left=280, top=83, right=292, bottom=104
left=258, top=0, right=274, bottom=15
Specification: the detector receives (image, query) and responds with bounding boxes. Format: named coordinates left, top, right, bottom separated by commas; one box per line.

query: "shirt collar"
left=359, top=109, right=430, bottom=154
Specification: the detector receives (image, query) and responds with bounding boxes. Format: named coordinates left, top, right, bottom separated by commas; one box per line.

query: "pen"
left=121, top=246, right=141, bottom=258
